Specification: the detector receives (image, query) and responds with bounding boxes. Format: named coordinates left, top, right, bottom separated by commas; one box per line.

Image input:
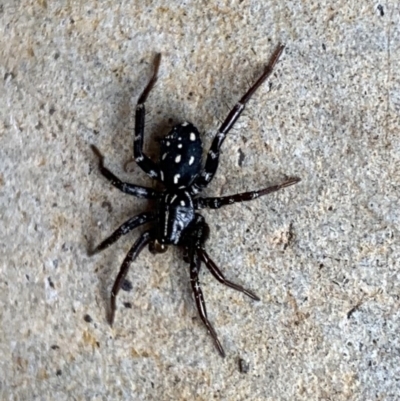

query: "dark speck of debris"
left=56, top=369, right=62, bottom=376
left=48, top=277, right=55, bottom=289
left=238, top=358, right=249, bottom=373
left=51, top=345, right=60, bottom=350
left=101, top=201, right=113, bottom=213
left=347, top=303, right=362, bottom=319
left=121, top=279, right=133, bottom=292
left=124, top=302, right=132, bottom=308
left=283, top=222, right=295, bottom=251
left=377, top=5, right=384, bottom=16
left=322, top=43, right=326, bottom=51
left=49, top=106, right=56, bottom=115
left=54, top=52, right=60, bottom=60
left=84, top=314, right=93, bottom=323
left=4, top=72, right=14, bottom=81
left=238, top=148, right=245, bottom=167
left=124, top=159, right=136, bottom=173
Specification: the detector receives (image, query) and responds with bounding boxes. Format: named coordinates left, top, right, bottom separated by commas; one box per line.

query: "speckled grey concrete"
left=1, top=1, right=399, bottom=400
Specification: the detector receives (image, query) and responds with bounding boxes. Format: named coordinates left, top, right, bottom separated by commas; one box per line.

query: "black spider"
left=89, top=44, right=300, bottom=357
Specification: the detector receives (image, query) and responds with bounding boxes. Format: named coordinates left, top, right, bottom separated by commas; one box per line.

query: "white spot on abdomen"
left=175, top=155, right=181, bottom=163
left=190, top=133, right=196, bottom=141
left=174, top=174, right=180, bottom=184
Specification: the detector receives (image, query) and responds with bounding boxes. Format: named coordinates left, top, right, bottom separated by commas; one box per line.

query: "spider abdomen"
left=159, top=122, right=203, bottom=188
left=157, top=190, right=196, bottom=245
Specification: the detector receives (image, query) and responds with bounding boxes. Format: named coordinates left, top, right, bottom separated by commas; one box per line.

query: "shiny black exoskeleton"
left=90, top=45, right=300, bottom=357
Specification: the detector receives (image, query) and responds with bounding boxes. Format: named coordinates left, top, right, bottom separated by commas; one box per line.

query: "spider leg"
left=197, top=249, right=260, bottom=300
left=91, top=145, right=159, bottom=199
left=189, top=250, right=226, bottom=357
left=195, top=177, right=300, bottom=209
left=133, top=53, right=162, bottom=180
left=109, top=230, right=152, bottom=326
left=89, top=211, right=155, bottom=255
left=191, top=44, right=285, bottom=193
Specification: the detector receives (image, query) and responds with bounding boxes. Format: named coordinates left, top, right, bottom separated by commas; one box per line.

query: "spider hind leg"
left=184, top=214, right=258, bottom=357
left=198, top=249, right=260, bottom=301
left=189, top=250, right=226, bottom=357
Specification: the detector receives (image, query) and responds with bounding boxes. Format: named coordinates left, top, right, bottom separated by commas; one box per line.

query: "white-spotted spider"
left=90, top=44, right=300, bottom=357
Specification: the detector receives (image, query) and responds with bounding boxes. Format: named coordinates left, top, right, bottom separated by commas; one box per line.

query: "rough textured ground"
left=1, top=1, right=399, bottom=400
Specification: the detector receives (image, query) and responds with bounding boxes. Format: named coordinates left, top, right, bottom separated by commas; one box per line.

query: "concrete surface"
left=0, top=1, right=399, bottom=400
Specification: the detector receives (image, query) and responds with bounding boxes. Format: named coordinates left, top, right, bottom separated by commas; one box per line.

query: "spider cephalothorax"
left=90, top=44, right=300, bottom=357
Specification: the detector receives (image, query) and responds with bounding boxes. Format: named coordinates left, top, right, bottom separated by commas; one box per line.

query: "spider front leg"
left=91, top=145, right=159, bottom=199
left=109, top=230, right=153, bottom=326
left=195, top=177, right=300, bottom=209
left=133, top=53, right=162, bottom=180
left=191, top=44, right=285, bottom=193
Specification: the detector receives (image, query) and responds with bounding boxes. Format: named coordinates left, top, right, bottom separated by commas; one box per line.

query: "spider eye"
left=149, top=240, right=168, bottom=254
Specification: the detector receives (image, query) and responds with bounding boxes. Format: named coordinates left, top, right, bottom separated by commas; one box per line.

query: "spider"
left=89, top=44, right=300, bottom=357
